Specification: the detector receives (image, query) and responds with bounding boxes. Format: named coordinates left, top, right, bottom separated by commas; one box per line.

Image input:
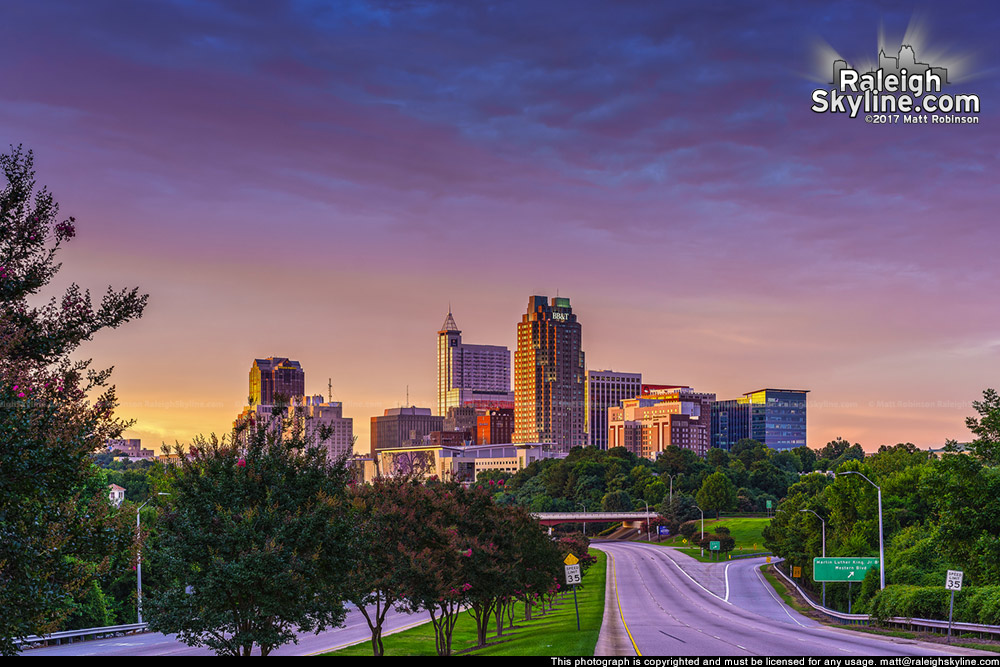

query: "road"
left=594, top=542, right=984, bottom=657
left=22, top=604, right=426, bottom=656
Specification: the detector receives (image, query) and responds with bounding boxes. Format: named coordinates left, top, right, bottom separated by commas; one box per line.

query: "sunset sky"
left=2, top=1, right=998, bottom=454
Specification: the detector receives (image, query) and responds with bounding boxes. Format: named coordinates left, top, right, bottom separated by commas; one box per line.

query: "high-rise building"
left=585, top=370, right=642, bottom=449
left=607, top=388, right=715, bottom=459
left=710, top=388, right=808, bottom=450
left=370, top=406, right=444, bottom=457
left=437, top=311, right=513, bottom=416
left=249, top=357, right=305, bottom=406
left=513, top=296, right=585, bottom=452
left=290, top=395, right=354, bottom=461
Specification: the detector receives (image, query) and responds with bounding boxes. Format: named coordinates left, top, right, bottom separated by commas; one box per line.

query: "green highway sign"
left=813, top=557, right=880, bottom=582
left=709, top=541, right=720, bottom=551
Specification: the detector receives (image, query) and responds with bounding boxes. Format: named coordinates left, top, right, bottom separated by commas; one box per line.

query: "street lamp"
left=837, top=471, right=885, bottom=590
left=136, top=493, right=170, bottom=624
left=800, top=508, right=827, bottom=606
left=643, top=501, right=651, bottom=542
left=694, top=504, right=705, bottom=556
left=664, top=473, right=678, bottom=508
left=577, top=502, right=587, bottom=536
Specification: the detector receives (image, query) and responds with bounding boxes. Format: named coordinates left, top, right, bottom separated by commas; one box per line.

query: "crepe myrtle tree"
left=347, top=476, right=434, bottom=657
left=0, top=146, right=148, bottom=655
left=145, top=412, right=356, bottom=657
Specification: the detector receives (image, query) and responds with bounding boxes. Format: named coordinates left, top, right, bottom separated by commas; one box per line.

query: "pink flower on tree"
left=55, top=219, right=76, bottom=241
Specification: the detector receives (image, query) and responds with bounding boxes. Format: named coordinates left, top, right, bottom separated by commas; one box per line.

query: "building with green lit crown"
left=710, top=388, right=808, bottom=451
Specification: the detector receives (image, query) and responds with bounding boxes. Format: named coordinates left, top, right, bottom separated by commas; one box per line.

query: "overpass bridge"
left=531, top=511, right=660, bottom=527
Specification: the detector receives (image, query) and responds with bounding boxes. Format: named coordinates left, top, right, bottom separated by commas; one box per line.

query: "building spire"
left=440, top=309, right=459, bottom=333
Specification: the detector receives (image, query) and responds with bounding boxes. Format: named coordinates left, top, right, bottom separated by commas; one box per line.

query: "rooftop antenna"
left=328, top=378, right=333, bottom=403
left=406, top=384, right=410, bottom=407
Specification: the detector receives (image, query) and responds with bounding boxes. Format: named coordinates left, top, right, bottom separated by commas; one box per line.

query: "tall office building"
left=585, top=370, right=642, bottom=449
left=710, top=388, right=808, bottom=450
left=513, top=296, right=585, bottom=452
left=249, top=357, right=305, bottom=406
left=437, top=311, right=513, bottom=416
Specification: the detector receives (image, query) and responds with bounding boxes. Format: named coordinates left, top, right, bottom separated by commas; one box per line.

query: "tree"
left=348, top=476, right=424, bottom=656
left=395, top=482, right=473, bottom=657
left=145, top=415, right=356, bottom=656
left=601, top=489, right=633, bottom=511
left=1, top=146, right=147, bottom=655
left=966, top=388, right=1000, bottom=466
left=696, top=471, right=737, bottom=518
left=732, top=439, right=767, bottom=469
left=496, top=506, right=562, bottom=633
left=706, top=447, right=730, bottom=468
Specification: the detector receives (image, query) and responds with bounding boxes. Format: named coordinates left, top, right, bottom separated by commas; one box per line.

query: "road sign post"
left=813, top=557, right=880, bottom=614
left=945, top=570, right=963, bottom=641
left=564, top=554, right=582, bottom=631
left=813, top=557, right=880, bottom=582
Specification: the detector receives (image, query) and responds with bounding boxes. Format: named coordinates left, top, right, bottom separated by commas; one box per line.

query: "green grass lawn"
left=759, top=564, right=810, bottom=614
left=322, top=549, right=606, bottom=657
left=646, top=517, right=771, bottom=563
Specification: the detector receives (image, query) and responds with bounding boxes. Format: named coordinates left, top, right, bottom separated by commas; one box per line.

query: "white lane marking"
left=642, top=544, right=732, bottom=606
left=754, top=566, right=809, bottom=628
left=724, top=562, right=732, bottom=602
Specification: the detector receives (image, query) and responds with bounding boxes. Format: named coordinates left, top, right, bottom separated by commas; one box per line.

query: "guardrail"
left=770, top=560, right=1000, bottom=638
left=14, top=622, right=149, bottom=649
left=728, top=551, right=772, bottom=560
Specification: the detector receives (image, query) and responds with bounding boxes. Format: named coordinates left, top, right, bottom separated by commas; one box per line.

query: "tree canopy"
left=1, top=146, right=148, bottom=655
left=145, top=419, right=356, bottom=656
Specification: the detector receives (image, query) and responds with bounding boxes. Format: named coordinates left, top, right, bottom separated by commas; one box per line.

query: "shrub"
left=697, top=533, right=735, bottom=553
left=679, top=520, right=699, bottom=538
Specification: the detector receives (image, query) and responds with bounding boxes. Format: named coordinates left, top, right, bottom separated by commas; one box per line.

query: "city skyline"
left=1, top=1, right=996, bottom=455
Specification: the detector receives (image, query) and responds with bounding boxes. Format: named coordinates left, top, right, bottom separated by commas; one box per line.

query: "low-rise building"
left=376, top=442, right=563, bottom=483
left=109, top=484, right=126, bottom=507
left=608, top=388, right=715, bottom=459
left=107, top=438, right=155, bottom=461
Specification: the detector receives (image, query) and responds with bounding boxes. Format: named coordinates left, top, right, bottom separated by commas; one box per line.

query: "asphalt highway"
left=21, top=603, right=426, bottom=656
left=594, top=542, right=984, bottom=657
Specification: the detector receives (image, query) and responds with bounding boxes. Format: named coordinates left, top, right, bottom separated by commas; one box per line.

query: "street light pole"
left=643, top=501, right=651, bottom=542
left=837, top=471, right=885, bottom=590
left=800, top=508, right=827, bottom=606
left=694, top=504, right=705, bottom=556
left=136, top=493, right=170, bottom=624
left=666, top=473, right=677, bottom=508
left=578, top=502, right=586, bottom=536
